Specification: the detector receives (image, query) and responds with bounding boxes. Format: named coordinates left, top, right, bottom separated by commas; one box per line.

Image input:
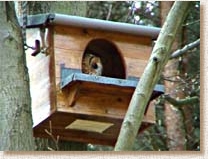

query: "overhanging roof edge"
left=25, top=13, right=161, bottom=39
left=52, top=14, right=160, bottom=39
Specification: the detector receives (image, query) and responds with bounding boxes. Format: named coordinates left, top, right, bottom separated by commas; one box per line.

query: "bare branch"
left=170, top=39, right=200, bottom=59
left=114, top=2, right=191, bottom=151
left=164, top=94, right=199, bottom=107
left=44, top=121, right=60, bottom=151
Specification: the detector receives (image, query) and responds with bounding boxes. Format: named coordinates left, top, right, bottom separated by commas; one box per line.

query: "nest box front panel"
left=52, top=24, right=158, bottom=120
left=53, top=25, right=153, bottom=86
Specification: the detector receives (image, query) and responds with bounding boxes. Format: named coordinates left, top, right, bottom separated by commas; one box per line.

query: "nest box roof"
left=24, top=13, right=161, bottom=39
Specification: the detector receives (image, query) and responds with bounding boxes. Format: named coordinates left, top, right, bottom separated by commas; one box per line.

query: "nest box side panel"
left=26, top=28, right=56, bottom=127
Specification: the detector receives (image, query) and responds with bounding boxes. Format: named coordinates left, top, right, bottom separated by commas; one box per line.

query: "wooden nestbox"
left=24, top=13, right=164, bottom=146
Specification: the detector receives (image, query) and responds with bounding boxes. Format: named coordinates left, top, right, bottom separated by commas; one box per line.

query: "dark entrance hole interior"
left=82, top=39, right=126, bottom=79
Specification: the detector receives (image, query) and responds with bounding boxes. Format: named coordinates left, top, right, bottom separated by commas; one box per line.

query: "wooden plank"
left=54, top=25, right=152, bottom=45
left=54, top=30, right=151, bottom=61
left=118, top=45, right=151, bottom=61
left=55, top=48, right=82, bottom=69
left=70, top=88, right=130, bottom=118
left=63, top=82, right=80, bottom=106
left=48, top=27, right=57, bottom=111
left=54, top=34, right=88, bottom=51
left=26, top=28, right=55, bottom=126
left=26, top=54, right=52, bottom=126
left=125, top=57, right=149, bottom=78
left=65, top=119, right=114, bottom=133
left=54, top=48, right=82, bottom=85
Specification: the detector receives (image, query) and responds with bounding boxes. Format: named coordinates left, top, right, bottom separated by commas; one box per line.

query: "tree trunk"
left=0, top=2, right=35, bottom=150
left=27, top=1, right=86, bottom=16
left=114, top=1, right=190, bottom=151
left=161, top=1, right=187, bottom=150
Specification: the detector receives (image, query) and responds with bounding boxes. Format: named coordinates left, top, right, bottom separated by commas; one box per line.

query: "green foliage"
left=87, top=1, right=129, bottom=22
left=181, top=2, right=200, bottom=150
left=86, top=1, right=160, bottom=26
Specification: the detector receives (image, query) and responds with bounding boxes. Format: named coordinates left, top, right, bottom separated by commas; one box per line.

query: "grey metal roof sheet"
left=25, top=13, right=160, bottom=39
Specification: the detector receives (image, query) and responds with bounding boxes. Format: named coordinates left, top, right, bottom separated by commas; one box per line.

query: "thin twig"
left=44, top=121, right=60, bottom=151
left=183, top=19, right=200, bottom=27
left=106, top=3, right=113, bottom=20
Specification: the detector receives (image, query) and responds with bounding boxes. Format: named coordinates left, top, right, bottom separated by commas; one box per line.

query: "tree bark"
left=114, top=1, right=190, bottom=151
left=26, top=1, right=87, bottom=16
left=0, top=2, right=35, bottom=150
left=161, top=1, right=188, bottom=151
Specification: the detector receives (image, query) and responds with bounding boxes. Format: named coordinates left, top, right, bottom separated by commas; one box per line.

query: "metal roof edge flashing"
left=19, top=13, right=55, bottom=28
